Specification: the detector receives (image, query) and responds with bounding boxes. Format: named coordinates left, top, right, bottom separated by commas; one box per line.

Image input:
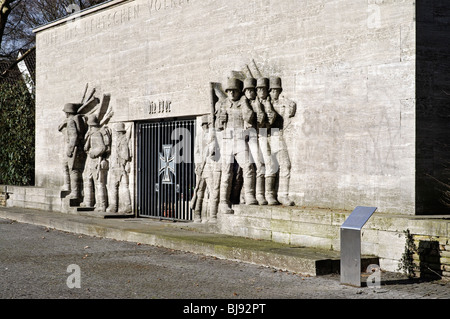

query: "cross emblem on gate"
left=159, top=145, right=176, bottom=184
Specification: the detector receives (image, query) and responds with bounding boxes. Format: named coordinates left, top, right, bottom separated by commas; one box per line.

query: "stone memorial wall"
left=33, top=0, right=424, bottom=215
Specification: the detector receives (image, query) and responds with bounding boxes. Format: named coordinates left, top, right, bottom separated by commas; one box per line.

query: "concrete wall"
left=34, top=0, right=417, bottom=214
left=217, top=205, right=450, bottom=274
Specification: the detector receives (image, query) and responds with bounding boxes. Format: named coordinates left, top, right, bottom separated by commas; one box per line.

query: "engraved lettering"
left=149, top=0, right=191, bottom=14
left=148, top=100, right=172, bottom=115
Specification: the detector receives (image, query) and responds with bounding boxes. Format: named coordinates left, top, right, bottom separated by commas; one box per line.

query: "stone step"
left=0, top=206, right=378, bottom=277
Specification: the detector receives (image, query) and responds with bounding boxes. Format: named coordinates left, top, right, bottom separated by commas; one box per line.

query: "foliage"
left=0, top=80, right=35, bottom=185
left=397, top=229, right=417, bottom=278
left=2, top=0, right=108, bottom=57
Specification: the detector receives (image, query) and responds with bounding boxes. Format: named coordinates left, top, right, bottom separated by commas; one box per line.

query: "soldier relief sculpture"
left=192, top=75, right=297, bottom=223
left=59, top=85, right=132, bottom=214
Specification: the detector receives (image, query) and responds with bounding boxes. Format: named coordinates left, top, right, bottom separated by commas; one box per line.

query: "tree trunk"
left=0, top=0, right=14, bottom=49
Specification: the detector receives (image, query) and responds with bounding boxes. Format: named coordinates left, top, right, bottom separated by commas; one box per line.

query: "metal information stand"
left=340, top=206, right=377, bottom=287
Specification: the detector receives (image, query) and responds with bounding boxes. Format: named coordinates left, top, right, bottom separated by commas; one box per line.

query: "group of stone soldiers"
left=59, top=103, right=132, bottom=214
left=191, top=76, right=296, bottom=223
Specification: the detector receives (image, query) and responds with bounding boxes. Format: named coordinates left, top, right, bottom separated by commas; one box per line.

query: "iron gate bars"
left=137, top=119, right=196, bottom=221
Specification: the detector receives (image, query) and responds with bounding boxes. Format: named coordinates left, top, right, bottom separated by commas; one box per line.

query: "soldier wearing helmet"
left=241, top=77, right=268, bottom=205
left=254, top=77, right=280, bottom=205
left=107, top=122, right=132, bottom=214
left=58, top=103, right=87, bottom=200
left=81, top=114, right=111, bottom=212
left=191, top=114, right=222, bottom=223
left=216, top=77, right=258, bottom=214
left=267, top=76, right=296, bottom=206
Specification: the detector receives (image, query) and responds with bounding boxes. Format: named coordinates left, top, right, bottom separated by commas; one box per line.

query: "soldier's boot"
left=106, top=202, right=118, bottom=214
left=106, top=198, right=118, bottom=214
left=209, top=204, right=218, bottom=223
left=219, top=190, right=234, bottom=214
left=106, top=187, right=118, bottom=214
left=244, top=176, right=258, bottom=205
left=81, top=181, right=94, bottom=207
left=265, top=176, right=280, bottom=206
left=277, top=177, right=295, bottom=206
left=193, top=210, right=202, bottom=223
left=219, top=177, right=234, bottom=214
left=121, top=185, right=132, bottom=214
left=219, top=201, right=233, bottom=214
left=255, top=176, right=268, bottom=205
left=95, top=185, right=107, bottom=212
left=62, top=168, right=71, bottom=192
left=68, top=171, right=81, bottom=199
left=240, top=185, right=246, bottom=205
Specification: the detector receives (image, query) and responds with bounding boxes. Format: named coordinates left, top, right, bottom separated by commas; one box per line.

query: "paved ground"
left=1, top=218, right=449, bottom=304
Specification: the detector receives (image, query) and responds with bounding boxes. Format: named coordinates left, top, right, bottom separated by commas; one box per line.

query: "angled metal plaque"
left=341, top=206, right=377, bottom=231
left=340, top=206, right=377, bottom=287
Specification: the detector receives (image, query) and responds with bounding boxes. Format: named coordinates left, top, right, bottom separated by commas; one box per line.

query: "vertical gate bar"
left=150, top=123, right=153, bottom=217
left=152, top=123, right=155, bottom=216
left=190, top=120, right=196, bottom=221
left=181, top=120, right=186, bottom=220
left=182, top=120, right=186, bottom=221
left=156, top=122, right=159, bottom=218
left=171, top=121, right=176, bottom=219
left=153, top=122, right=157, bottom=217
left=163, top=122, right=167, bottom=219
left=137, top=123, right=141, bottom=216
left=146, top=124, right=150, bottom=217
left=167, top=122, right=175, bottom=218
left=156, top=122, right=160, bottom=218
left=185, top=120, right=189, bottom=220
left=185, top=120, right=188, bottom=221
left=145, top=124, right=148, bottom=217
left=147, top=123, right=150, bottom=217
left=176, top=121, right=180, bottom=219
left=188, top=120, right=192, bottom=221
left=187, top=120, right=191, bottom=221
left=141, top=124, right=145, bottom=216
left=168, top=121, right=172, bottom=219
left=141, top=124, right=145, bottom=217
left=150, top=123, right=154, bottom=217
left=145, top=124, right=149, bottom=217
left=166, top=121, right=170, bottom=218
left=144, top=124, right=148, bottom=217
left=152, top=123, right=156, bottom=217
left=166, top=121, right=170, bottom=219
left=180, top=120, right=184, bottom=220
left=185, top=120, right=189, bottom=221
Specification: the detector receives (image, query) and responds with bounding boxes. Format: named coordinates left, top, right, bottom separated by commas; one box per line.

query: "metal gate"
left=137, top=119, right=196, bottom=221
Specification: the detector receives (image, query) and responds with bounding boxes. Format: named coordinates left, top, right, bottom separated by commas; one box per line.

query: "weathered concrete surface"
left=0, top=206, right=380, bottom=277
left=2, top=219, right=449, bottom=300
left=33, top=0, right=417, bottom=214
left=2, top=204, right=450, bottom=275
left=217, top=205, right=450, bottom=273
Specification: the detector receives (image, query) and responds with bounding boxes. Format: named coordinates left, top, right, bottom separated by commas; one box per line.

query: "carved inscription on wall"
left=148, top=0, right=192, bottom=14
left=148, top=100, right=172, bottom=114
left=41, top=4, right=140, bottom=46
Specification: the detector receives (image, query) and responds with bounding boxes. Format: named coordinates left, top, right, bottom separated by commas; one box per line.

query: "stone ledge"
left=0, top=206, right=378, bottom=277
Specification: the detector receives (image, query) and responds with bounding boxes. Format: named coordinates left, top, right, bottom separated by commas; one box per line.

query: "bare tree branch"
left=0, top=44, right=34, bottom=78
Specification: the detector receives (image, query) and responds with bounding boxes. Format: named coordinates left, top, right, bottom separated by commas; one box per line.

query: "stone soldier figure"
left=81, top=114, right=111, bottom=212
left=216, top=77, right=258, bottom=214
left=107, top=122, right=132, bottom=214
left=242, top=77, right=267, bottom=205
left=191, top=114, right=221, bottom=223
left=58, top=103, right=87, bottom=200
left=255, top=77, right=279, bottom=205
left=268, top=76, right=296, bottom=206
